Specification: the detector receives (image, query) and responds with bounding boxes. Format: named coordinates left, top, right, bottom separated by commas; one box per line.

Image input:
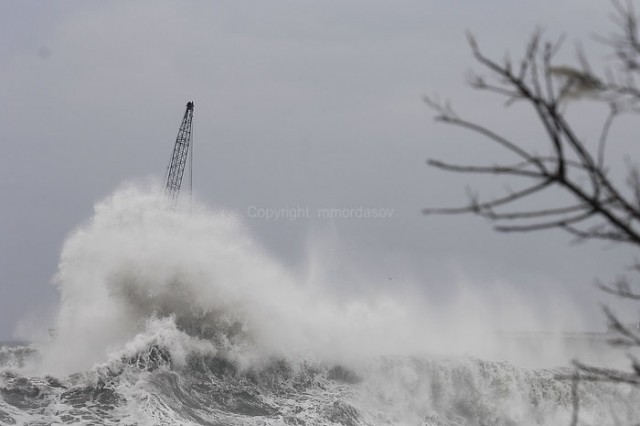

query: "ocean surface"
left=1, top=187, right=639, bottom=425
left=1, top=339, right=639, bottom=425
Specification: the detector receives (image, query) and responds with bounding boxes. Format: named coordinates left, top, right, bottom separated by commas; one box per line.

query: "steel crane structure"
left=165, top=101, right=194, bottom=206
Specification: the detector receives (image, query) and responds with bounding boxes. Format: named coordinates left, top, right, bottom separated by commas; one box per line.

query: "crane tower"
left=165, top=101, right=194, bottom=206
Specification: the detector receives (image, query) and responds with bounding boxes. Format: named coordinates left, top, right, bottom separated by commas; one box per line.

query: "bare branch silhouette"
left=425, top=1, right=640, bottom=423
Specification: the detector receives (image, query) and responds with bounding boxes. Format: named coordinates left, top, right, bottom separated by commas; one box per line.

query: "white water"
left=2, top=184, right=639, bottom=425
left=27, top=184, right=617, bottom=376
left=36, top=186, right=396, bottom=372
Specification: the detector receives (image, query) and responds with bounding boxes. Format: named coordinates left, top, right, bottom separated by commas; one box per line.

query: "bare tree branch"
left=597, top=276, right=640, bottom=300
left=424, top=2, right=640, bottom=414
left=570, top=371, right=580, bottom=426
left=423, top=179, right=551, bottom=216
left=493, top=209, right=596, bottom=233
left=427, top=159, right=542, bottom=178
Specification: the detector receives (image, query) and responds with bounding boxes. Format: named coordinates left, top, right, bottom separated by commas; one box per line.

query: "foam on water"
left=1, top=184, right=639, bottom=425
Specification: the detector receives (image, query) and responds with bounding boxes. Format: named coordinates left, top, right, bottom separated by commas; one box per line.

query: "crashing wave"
left=2, top=328, right=640, bottom=425
left=3, top=186, right=640, bottom=424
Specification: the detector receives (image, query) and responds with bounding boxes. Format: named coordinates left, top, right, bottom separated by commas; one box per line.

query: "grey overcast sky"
left=1, top=1, right=638, bottom=340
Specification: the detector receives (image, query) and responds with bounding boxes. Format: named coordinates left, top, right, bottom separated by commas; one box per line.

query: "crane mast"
left=165, top=101, right=194, bottom=206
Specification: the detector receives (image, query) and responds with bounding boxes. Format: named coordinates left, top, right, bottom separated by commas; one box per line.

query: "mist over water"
left=40, top=184, right=581, bottom=372
left=42, top=184, right=444, bottom=374
left=2, top=184, right=639, bottom=425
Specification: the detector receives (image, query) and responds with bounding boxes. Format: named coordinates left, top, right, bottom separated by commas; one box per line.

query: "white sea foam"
left=23, top=183, right=621, bottom=377
left=2, top=183, right=639, bottom=424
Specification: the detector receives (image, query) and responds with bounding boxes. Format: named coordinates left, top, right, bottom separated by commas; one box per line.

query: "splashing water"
left=1, top=185, right=639, bottom=425
left=41, top=185, right=439, bottom=375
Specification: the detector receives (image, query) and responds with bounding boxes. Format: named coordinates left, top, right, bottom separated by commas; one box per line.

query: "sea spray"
left=31, top=185, right=626, bottom=372
left=2, top=184, right=638, bottom=424
left=39, top=185, right=440, bottom=375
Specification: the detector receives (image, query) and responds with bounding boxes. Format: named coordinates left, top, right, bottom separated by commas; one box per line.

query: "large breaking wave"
left=1, top=185, right=639, bottom=425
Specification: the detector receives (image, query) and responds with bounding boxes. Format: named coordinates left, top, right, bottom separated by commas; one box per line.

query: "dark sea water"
left=1, top=339, right=639, bottom=425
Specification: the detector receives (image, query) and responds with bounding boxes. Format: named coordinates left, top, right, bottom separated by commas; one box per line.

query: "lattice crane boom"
left=165, top=101, right=194, bottom=206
